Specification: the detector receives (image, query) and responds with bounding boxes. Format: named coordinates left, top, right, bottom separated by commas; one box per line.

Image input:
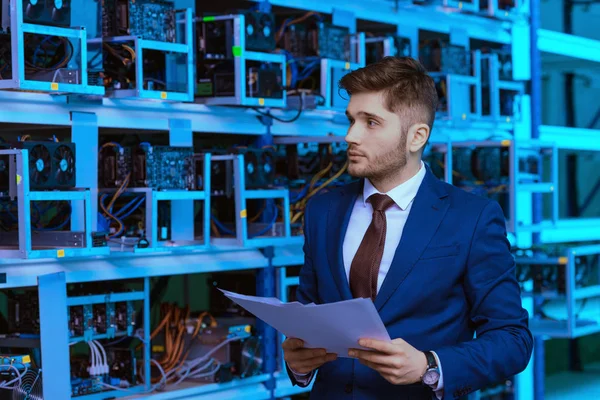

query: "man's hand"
left=283, top=338, right=337, bottom=374
left=348, top=338, right=427, bottom=385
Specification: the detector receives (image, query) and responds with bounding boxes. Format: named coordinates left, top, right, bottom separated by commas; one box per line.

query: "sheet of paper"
left=219, top=288, right=390, bottom=357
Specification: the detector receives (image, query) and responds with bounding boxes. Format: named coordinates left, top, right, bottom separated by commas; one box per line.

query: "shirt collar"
left=362, top=161, right=426, bottom=210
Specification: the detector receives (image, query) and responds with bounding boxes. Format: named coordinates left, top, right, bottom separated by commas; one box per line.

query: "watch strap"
left=424, top=351, right=437, bottom=369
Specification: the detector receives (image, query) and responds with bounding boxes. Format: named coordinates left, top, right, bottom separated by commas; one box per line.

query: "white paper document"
left=219, top=288, right=391, bottom=357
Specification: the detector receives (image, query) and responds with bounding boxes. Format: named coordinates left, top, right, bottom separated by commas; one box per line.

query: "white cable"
left=0, top=364, right=26, bottom=389
left=93, top=340, right=108, bottom=374
left=88, top=340, right=101, bottom=375
left=91, top=340, right=101, bottom=375
left=86, top=341, right=96, bottom=375
left=188, top=362, right=221, bottom=379
left=100, top=359, right=168, bottom=394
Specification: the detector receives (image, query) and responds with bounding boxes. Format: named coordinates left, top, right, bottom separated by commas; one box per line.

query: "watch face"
left=423, top=369, right=440, bottom=385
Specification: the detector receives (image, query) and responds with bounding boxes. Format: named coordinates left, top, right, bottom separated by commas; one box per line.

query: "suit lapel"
left=374, top=166, right=450, bottom=311
left=326, top=180, right=361, bottom=301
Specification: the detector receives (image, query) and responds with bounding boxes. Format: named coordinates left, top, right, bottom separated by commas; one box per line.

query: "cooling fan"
left=238, top=336, right=262, bottom=378
left=23, top=0, right=45, bottom=22
left=47, top=0, right=71, bottom=26
left=28, top=144, right=52, bottom=189
left=260, top=149, right=275, bottom=185
left=244, top=11, right=275, bottom=52
left=22, top=0, right=71, bottom=27
left=243, top=150, right=260, bottom=188
left=12, top=369, right=43, bottom=400
left=52, top=144, right=75, bottom=187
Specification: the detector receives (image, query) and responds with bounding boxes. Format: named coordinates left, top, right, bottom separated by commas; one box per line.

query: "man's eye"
left=368, top=119, right=378, bottom=126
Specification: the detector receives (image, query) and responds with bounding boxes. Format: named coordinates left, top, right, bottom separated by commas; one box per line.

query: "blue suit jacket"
left=288, top=164, right=533, bottom=400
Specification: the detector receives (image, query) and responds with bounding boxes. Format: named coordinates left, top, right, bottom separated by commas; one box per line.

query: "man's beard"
left=347, top=132, right=407, bottom=181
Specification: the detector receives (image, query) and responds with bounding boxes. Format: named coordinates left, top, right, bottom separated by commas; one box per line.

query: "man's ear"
left=408, top=123, right=430, bottom=153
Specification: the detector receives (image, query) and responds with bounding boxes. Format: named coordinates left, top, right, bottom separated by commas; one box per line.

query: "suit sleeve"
left=434, top=201, right=533, bottom=399
left=286, top=198, right=318, bottom=387
left=295, top=198, right=319, bottom=305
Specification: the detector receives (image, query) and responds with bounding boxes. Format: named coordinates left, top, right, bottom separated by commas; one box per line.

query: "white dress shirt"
left=293, top=161, right=444, bottom=399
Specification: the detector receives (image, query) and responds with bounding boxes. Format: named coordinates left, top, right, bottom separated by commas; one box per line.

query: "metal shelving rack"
left=0, top=0, right=598, bottom=399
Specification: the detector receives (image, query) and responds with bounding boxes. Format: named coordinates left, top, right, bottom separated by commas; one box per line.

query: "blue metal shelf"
left=110, top=374, right=273, bottom=400
left=540, top=126, right=600, bottom=151
left=0, top=249, right=269, bottom=289
left=272, top=244, right=305, bottom=267
left=537, top=29, right=600, bottom=63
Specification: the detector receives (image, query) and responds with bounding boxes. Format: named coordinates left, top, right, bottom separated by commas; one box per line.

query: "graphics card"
left=22, top=0, right=71, bottom=27
left=13, top=142, right=76, bottom=190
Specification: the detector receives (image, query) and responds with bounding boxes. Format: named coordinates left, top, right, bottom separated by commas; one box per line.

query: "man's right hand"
left=283, top=338, right=338, bottom=374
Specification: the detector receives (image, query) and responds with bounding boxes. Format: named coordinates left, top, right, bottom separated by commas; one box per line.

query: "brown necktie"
left=349, top=194, right=396, bottom=301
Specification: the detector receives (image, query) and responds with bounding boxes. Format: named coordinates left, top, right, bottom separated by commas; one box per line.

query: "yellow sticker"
left=558, top=256, right=568, bottom=265
left=152, top=345, right=165, bottom=353
left=57, top=249, right=65, bottom=258
left=461, top=113, right=467, bottom=120
left=22, top=355, right=31, bottom=364
left=258, top=98, right=265, bottom=106
left=506, top=117, right=511, bottom=123
left=16, top=174, right=22, bottom=185
left=501, top=140, right=511, bottom=147
left=51, top=82, right=59, bottom=91
left=160, top=91, right=167, bottom=99
left=240, top=209, right=247, bottom=218
left=345, top=62, right=350, bottom=70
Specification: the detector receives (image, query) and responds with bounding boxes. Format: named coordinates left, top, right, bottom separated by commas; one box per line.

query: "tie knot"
left=368, top=194, right=395, bottom=212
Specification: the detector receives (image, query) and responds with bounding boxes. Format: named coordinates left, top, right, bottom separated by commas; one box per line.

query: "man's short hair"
left=338, top=56, right=439, bottom=131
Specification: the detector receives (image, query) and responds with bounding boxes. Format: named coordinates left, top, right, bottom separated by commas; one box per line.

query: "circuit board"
left=71, top=376, right=103, bottom=397
left=99, top=146, right=132, bottom=188
left=316, top=23, right=350, bottom=61
left=104, top=0, right=176, bottom=42
left=137, top=146, right=195, bottom=190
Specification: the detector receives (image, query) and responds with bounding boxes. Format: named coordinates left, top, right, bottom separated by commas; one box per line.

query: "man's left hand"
left=348, top=338, right=427, bottom=385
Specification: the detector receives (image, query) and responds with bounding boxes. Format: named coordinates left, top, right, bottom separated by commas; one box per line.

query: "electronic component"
left=102, top=0, right=176, bottom=42
left=195, top=14, right=286, bottom=107
left=281, top=21, right=351, bottom=61
left=242, top=11, right=276, bottom=52
left=132, top=145, right=195, bottom=190
left=0, top=0, right=104, bottom=95
left=11, top=142, right=76, bottom=190
left=365, top=35, right=411, bottom=65
left=99, top=145, right=132, bottom=189
left=419, top=38, right=481, bottom=120
left=22, top=0, right=72, bottom=27
left=230, top=147, right=275, bottom=189
left=419, top=40, right=471, bottom=76
left=7, top=290, right=40, bottom=334
left=100, top=3, right=193, bottom=101
left=480, top=48, right=523, bottom=122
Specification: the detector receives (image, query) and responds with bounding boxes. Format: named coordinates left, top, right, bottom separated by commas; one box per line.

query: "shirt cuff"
left=430, top=351, right=444, bottom=400
left=288, top=363, right=314, bottom=385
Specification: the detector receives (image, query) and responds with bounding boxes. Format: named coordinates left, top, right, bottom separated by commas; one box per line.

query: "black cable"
left=251, top=93, right=303, bottom=123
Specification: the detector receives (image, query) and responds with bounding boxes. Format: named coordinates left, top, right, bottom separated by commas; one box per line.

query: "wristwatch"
left=421, top=351, right=440, bottom=386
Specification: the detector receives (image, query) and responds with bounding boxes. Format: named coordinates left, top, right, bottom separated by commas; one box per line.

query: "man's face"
left=344, top=91, right=408, bottom=181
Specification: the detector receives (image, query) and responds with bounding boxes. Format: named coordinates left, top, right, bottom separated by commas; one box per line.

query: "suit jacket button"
left=345, top=384, right=353, bottom=393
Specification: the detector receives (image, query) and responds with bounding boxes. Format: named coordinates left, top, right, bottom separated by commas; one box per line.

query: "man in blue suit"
left=283, top=57, right=533, bottom=399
